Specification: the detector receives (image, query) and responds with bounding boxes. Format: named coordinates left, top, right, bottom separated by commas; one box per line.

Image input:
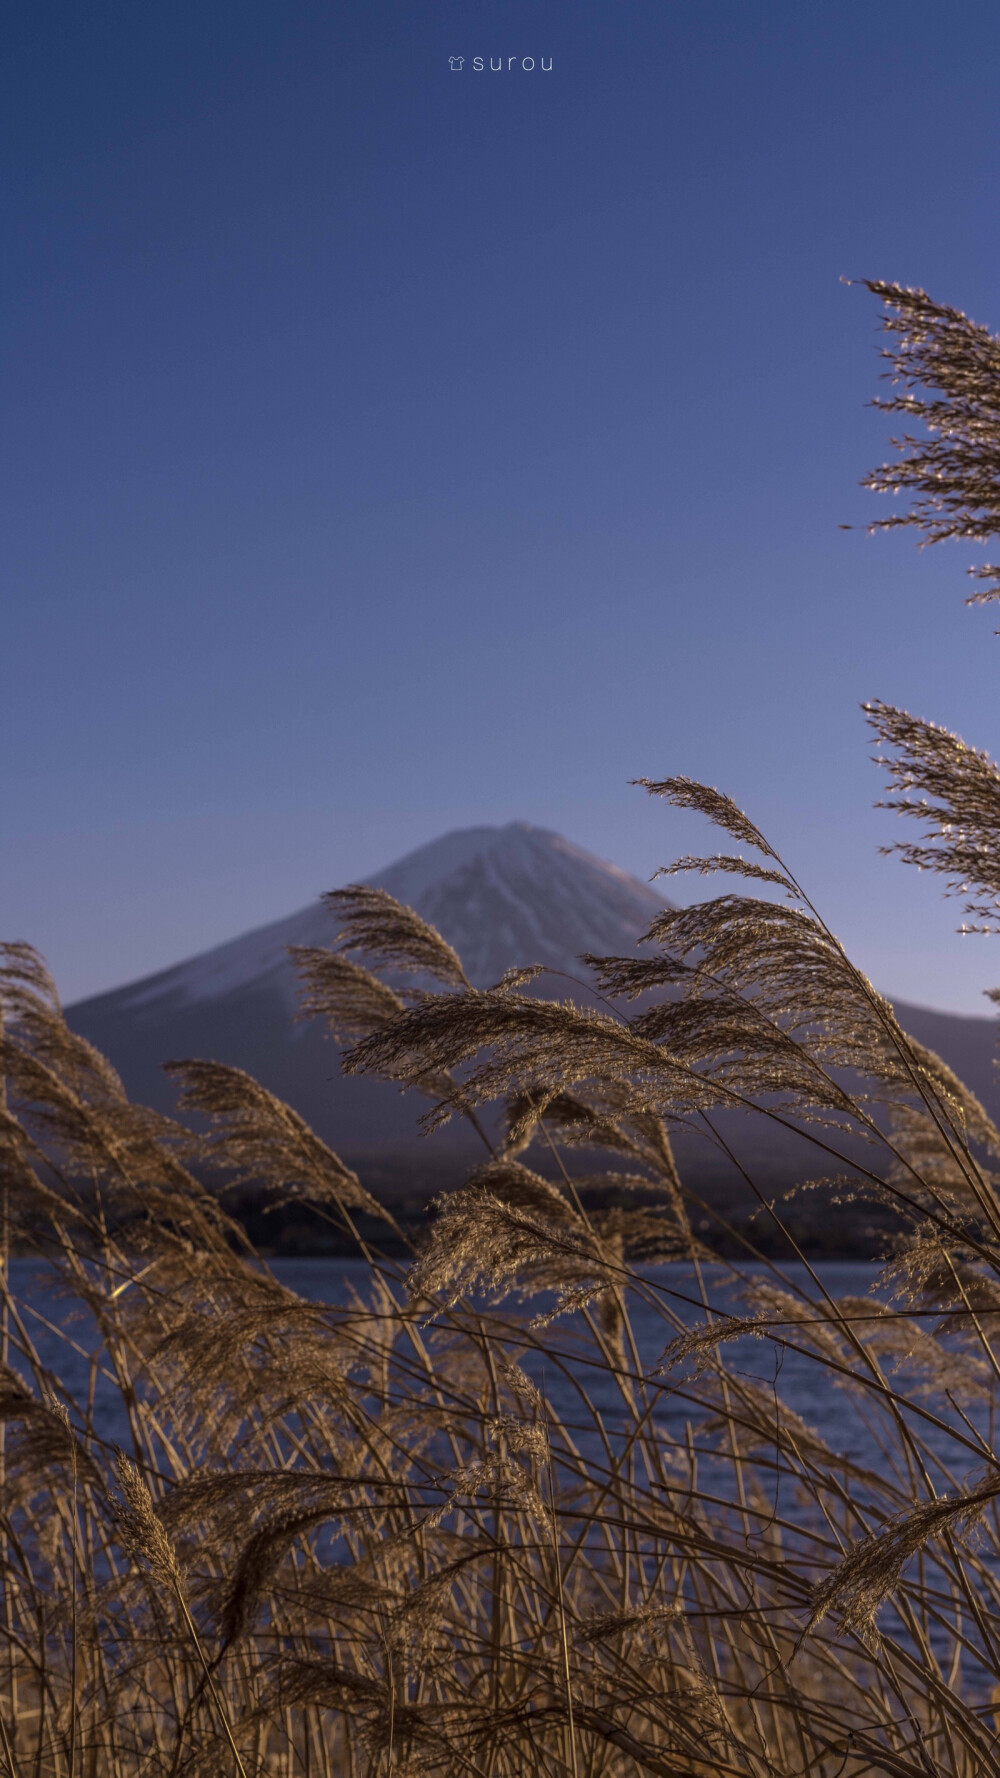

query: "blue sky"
left=5, top=0, right=1000, bottom=1010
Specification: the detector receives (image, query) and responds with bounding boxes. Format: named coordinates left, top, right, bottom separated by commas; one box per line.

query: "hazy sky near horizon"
left=5, top=0, right=1000, bottom=1011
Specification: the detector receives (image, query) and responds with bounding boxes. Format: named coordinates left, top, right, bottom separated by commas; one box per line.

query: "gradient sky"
left=5, top=0, right=1000, bottom=1011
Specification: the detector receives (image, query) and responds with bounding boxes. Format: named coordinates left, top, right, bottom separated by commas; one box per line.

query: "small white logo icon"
left=448, top=56, right=464, bottom=71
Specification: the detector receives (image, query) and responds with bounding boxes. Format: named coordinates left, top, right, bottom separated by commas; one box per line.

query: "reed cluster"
left=2, top=281, right=1000, bottom=1775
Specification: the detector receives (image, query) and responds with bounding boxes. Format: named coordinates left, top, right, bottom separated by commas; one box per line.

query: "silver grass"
left=323, top=885, right=471, bottom=989
left=809, top=1474, right=1000, bottom=1639
left=406, top=1163, right=617, bottom=1318
left=503, top=1082, right=683, bottom=1192
left=164, top=1058, right=387, bottom=1220
left=289, top=944, right=407, bottom=1041
left=866, top=698, right=1000, bottom=932
left=343, top=988, right=717, bottom=1130
left=633, top=775, right=779, bottom=859
left=654, top=1314, right=769, bottom=1377
left=832, top=1295, right=989, bottom=1402
left=655, top=853, right=797, bottom=892
left=859, top=279, right=1000, bottom=601
left=112, top=1451, right=181, bottom=1593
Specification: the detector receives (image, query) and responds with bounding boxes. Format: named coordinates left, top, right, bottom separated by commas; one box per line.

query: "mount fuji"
left=81, top=823, right=665, bottom=1015
left=66, top=825, right=669, bottom=1188
left=66, top=821, right=1000, bottom=1209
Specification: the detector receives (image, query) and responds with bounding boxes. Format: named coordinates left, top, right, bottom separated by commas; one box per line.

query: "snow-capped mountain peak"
left=76, top=823, right=665, bottom=1015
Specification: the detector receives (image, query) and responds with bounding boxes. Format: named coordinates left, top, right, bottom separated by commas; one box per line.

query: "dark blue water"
left=7, top=1255, right=984, bottom=1486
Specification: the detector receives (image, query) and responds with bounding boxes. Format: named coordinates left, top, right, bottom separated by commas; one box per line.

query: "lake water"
left=5, top=1255, right=986, bottom=1490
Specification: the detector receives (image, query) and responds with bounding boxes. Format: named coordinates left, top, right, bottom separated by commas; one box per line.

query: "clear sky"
left=5, top=0, right=1000, bottom=1012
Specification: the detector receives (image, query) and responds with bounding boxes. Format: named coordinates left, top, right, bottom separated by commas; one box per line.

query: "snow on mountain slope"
left=387, top=825, right=664, bottom=989
left=85, top=823, right=665, bottom=1014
